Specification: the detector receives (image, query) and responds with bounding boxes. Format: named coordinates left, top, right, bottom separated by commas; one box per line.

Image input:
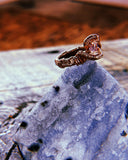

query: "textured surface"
left=1, top=3, right=128, bottom=51
left=0, top=39, right=128, bottom=125
left=0, top=60, right=128, bottom=160
left=74, top=0, right=128, bottom=8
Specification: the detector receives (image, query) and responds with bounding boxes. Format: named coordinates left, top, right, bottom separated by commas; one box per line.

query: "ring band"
left=55, top=34, right=103, bottom=68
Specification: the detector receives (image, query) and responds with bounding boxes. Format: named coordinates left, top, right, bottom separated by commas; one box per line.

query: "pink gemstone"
left=89, top=40, right=100, bottom=55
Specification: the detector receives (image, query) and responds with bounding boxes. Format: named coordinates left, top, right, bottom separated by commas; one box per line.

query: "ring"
left=55, top=34, right=103, bottom=68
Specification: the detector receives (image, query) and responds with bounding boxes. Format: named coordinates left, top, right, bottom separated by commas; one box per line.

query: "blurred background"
left=0, top=0, right=128, bottom=51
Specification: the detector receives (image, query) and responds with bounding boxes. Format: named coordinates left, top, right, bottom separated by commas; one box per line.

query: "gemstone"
left=89, top=40, right=100, bottom=55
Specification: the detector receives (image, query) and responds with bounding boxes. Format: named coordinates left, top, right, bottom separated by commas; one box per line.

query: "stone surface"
left=0, top=60, right=128, bottom=160
left=0, top=40, right=128, bottom=126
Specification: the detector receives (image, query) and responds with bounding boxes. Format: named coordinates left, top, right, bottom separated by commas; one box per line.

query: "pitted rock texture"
left=0, top=60, right=128, bottom=160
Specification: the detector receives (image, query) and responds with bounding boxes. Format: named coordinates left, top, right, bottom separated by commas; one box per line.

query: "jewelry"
left=55, top=34, right=103, bottom=68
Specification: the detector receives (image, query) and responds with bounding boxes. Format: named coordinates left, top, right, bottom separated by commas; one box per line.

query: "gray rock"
left=0, top=60, right=128, bottom=160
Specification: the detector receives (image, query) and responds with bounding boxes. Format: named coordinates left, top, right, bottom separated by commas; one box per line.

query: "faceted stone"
left=89, top=40, right=100, bottom=55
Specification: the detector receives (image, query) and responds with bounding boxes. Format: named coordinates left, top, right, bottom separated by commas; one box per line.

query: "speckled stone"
left=0, top=60, right=128, bottom=160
